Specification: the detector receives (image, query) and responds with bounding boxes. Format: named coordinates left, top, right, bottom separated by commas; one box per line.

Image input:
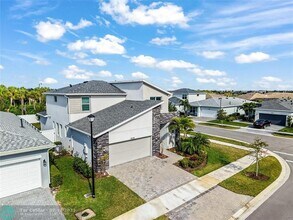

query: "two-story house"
left=38, top=80, right=175, bottom=171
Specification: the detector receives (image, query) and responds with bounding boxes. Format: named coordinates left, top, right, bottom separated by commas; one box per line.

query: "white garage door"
left=109, top=137, right=151, bottom=167
left=0, top=158, right=42, bottom=198
left=200, top=108, right=218, bottom=118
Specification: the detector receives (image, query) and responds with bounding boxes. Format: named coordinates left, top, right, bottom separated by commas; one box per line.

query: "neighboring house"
left=111, top=80, right=171, bottom=113
left=170, top=88, right=206, bottom=102
left=169, top=96, right=183, bottom=112
left=190, top=97, right=251, bottom=118
left=238, top=92, right=293, bottom=101
left=255, top=99, right=293, bottom=126
left=0, top=111, right=53, bottom=198
left=38, top=80, right=175, bottom=170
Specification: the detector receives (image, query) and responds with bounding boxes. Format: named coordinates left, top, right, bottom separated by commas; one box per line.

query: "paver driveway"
left=0, top=188, right=65, bottom=220
left=108, top=153, right=196, bottom=201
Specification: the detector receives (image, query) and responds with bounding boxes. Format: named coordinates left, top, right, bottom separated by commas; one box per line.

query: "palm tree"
left=179, top=99, right=191, bottom=116
left=18, top=87, right=27, bottom=115
left=169, top=117, right=182, bottom=150
left=180, top=117, right=196, bottom=138
left=181, top=133, right=210, bottom=155
left=239, top=102, right=257, bottom=120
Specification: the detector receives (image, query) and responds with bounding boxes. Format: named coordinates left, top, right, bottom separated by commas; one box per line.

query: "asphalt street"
left=195, top=124, right=293, bottom=220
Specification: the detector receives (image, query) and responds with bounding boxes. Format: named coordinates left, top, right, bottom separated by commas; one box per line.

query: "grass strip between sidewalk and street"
left=55, top=156, right=145, bottom=220
left=273, top=133, right=293, bottom=138
left=208, top=119, right=249, bottom=127
left=199, top=122, right=240, bottom=130
left=193, top=143, right=250, bottom=177
left=188, top=131, right=250, bottom=147
left=219, top=156, right=281, bottom=197
left=278, top=127, right=293, bottom=133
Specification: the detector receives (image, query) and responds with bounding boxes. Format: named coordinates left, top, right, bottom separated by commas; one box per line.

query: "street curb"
left=228, top=150, right=291, bottom=220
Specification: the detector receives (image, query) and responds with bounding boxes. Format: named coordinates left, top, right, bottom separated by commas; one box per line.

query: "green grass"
left=32, top=122, right=41, bottom=130
left=279, top=127, right=293, bottom=133
left=220, top=156, right=281, bottom=197
left=155, top=215, right=169, bottom=220
left=188, top=131, right=250, bottom=147
left=273, top=133, right=293, bottom=138
left=55, top=156, right=144, bottom=220
left=208, top=120, right=249, bottom=127
left=199, top=122, right=240, bottom=130
left=193, top=143, right=250, bottom=177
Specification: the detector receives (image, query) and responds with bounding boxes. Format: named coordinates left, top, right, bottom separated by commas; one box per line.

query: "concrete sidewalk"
left=113, top=154, right=256, bottom=220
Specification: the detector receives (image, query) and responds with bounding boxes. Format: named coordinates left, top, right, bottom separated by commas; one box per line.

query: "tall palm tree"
left=179, top=99, right=191, bottom=116
left=239, top=102, right=257, bottom=119
left=181, top=133, right=210, bottom=155
left=169, top=117, right=182, bottom=150
left=18, top=87, right=27, bottom=115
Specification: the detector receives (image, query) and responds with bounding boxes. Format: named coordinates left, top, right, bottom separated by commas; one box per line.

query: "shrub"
left=179, top=158, right=189, bottom=169
left=54, top=141, right=62, bottom=146
left=226, top=115, right=236, bottom=122
left=73, top=156, right=91, bottom=178
left=59, top=149, right=68, bottom=156
left=188, top=160, right=197, bottom=168
left=50, top=165, right=63, bottom=187
left=217, top=109, right=227, bottom=120
left=49, top=150, right=56, bottom=166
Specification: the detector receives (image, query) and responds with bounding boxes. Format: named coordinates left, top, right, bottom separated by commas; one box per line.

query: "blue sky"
left=0, top=0, right=292, bottom=90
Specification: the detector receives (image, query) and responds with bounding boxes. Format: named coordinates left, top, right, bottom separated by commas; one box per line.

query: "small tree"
left=287, top=116, right=293, bottom=127
left=217, top=109, right=227, bottom=120
left=250, top=137, right=268, bottom=177
left=179, top=99, right=191, bottom=116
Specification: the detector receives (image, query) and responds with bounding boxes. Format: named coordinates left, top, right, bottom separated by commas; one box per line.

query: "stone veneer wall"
left=152, top=106, right=161, bottom=155
left=93, top=132, right=109, bottom=173
left=160, top=112, right=179, bottom=125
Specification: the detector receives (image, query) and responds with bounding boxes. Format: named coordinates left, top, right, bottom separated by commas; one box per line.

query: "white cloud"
left=200, top=51, right=225, bottom=59
left=35, top=20, right=66, bottom=42
left=150, top=36, right=178, bottom=46
left=62, top=65, right=94, bottom=79
left=77, top=58, right=107, bottom=66
left=67, top=35, right=126, bottom=54
left=65, top=18, right=93, bottom=30
left=41, top=77, right=58, bottom=84
left=0, top=65, right=4, bottom=70
left=35, top=18, right=93, bottom=42
left=156, top=60, right=196, bottom=71
left=130, top=55, right=157, bottom=67
left=114, top=74, right=124, bottom=80
left=262, top=76, right=282, bottom=82
left=98, top=70, right=112, bottom=77
left=189, top=68, right=226, bottom=76
left=171, top=76, right=183, bottom=87
left=196, top=77, right=236, bottom=87
left=235, top=52, right=272, bottom=63
left=18, top=52, right=50, bottom=65
left=56, top=50, right=88, bottom=60
left=100, top=0, right=189, bottom=28
left=132, top=71, right=149, bottom=79
left=196, top=78, right=216, bottom=83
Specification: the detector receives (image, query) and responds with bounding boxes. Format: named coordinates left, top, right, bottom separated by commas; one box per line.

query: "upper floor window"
left=150, top=96, right=162, bottom=101
left=182, top=94, right=187, bottom=99
left=54, top=96, right=57, bottom=102
left=82, top=97, right=90, bottom=111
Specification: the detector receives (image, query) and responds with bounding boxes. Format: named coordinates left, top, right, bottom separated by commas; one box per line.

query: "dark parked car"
left=253, top=119, right=271, bottom=129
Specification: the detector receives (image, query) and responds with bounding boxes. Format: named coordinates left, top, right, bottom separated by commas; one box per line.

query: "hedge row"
left=50, top=165, right=63, bottom=187
left=73, top=156, right=91, bottom=178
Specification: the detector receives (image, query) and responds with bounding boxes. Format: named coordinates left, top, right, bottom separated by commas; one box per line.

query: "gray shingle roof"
left=69, top=100, right=162, bottom=137
left=170, top=88, right=204, bottom=95
left=0, top=112, right=52, bottom=153
left=45, top=80, right=126, bottom=95
left=169, top=96, right=182, bottom=105
left=257, top=99, right=293, bottom=111
left=190, top=97, right=251, bottom=108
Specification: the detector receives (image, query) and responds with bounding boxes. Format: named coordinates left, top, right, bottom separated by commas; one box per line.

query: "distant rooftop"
left=170, top=88, right=205, bottom=95
left=45, top=80, right=126, bottom=95
left=190, top=97, right=251, bottom=108
left=169, top=96, right=182, bottom=105
left=0, top=111, right=52, bottom=153
left=238, top=92, right=293, bottom=100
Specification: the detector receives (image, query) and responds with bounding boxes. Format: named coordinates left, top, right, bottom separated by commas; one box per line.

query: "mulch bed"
left=155, top=152, right=169, bottom=159
left=245, top=172, right=270, bottom=181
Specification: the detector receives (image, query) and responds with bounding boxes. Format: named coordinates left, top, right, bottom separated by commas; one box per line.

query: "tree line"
left=0, top=85, right=50, bottom=115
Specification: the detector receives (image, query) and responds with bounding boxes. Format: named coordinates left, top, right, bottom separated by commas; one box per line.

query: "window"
left=54, top=96, right=57, bottom=102
left=82, top=97, right=90, bottom=111
left=182, top=94, right=187, bottom=99
left=59, top=124, right=62, bottom=137
left=150, top=96, right=162, bottom=101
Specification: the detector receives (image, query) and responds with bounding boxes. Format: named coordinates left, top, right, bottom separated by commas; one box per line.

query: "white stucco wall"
left=198, top=106, right=243, bottom=118
left=70, top=129, right=91, bottom=164
left=143, top=84, right=169, bottom=113
left=160, top=123, right=175, bottom=149
left=111, top=82, right=144, bottom=100
left=109, top=110, right=152, bottom=144
left=187, top=94, right=206, bottom=102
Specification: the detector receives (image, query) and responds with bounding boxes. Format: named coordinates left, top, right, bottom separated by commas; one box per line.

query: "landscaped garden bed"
left=220, top=156, right=281, bottom=196
left=53, top=156, right=144, bottom=220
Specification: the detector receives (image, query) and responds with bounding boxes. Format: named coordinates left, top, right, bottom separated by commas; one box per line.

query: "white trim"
left=273, top=151, right=293, bottom=157
left=111, top=80, right=172, bottom=96
left=255, top=108, right=293, bottom=113
left=0, top=155, right=41, bottom=167
left=0, top=145, right=53, bottom=157
left=286, top=160, right=293, bottom=164
left=68, top=101, right=163, bottom=138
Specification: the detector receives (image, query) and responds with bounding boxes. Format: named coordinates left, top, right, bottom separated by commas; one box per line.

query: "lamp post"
left=88, top=114, right=95, bottom=198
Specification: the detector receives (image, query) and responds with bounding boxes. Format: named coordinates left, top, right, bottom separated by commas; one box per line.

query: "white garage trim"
left=0, top=158, right=42, bottom=198
left=109, top=136, right=152, bottom=167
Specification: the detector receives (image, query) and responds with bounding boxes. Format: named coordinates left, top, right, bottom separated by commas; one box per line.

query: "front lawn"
left=279, top=127, right=293, bottom=133
left=188, top=131, right=250, bottom=147
left=208, top=119, right=249, bottom=127
left=199, top=122, right=240, bottom=130
left=54, top=156, right=144, bottom=220
left=193, top=143, right=250, bottom=177
left=219, top=156, right=281, bottom=197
